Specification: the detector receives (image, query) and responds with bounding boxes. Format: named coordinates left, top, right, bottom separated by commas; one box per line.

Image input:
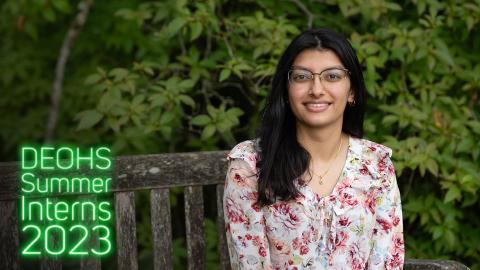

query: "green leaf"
left=191, top=115, right=211, bottom=126
left=216, top=120, right=231, bottom=132
left=98, top=92, right=118, bottom=112
left=179, top=95, right=195, bottom=108
left=150, top=94, right=168, bottom=107
left=426, top=159, right=439, bottom=176
left=167, top=17, right=187, bottom=38
left=433, top=39, right=455, bottom=66
left=160, top=111, right=175, bottom=125
left=207, top=105, right=217, bottom=118
left=201, top=124, right=216, bottom=139
left=43, top=8, right=56, bottom=22
left=226, top=108, right=244, bottom=118
left=382, top=115, right=398, bottom=125
left=107, top=117, right=120, bottom=132
left=190, top=21, right=203, bottom=41
left=219, top=69, right=231, bottom=82
left=179, top=79, right=195, bottom=90
left=131, top=115, right=142, bottom=126
left=77, top=110, right=103, bottom=130
left=444, top=229, right=456, bottom=247
left=363, top=42, right=382, bottom=55
left=24, top=21, right=38, bottom=40
left=52, top=0, right=71, bottom=13
left=444, top=186, right=461, bottom=203
left=432, top=226, right=443, bottom=240
left=85, top=74, right=102, bottom=85
left=132, top=94, right=145, bottom=106
left=161, top=126, right=172, bottom=140
left=109, top=68, right=129, bottom=81
left=385, top=2, right=402, bottom=11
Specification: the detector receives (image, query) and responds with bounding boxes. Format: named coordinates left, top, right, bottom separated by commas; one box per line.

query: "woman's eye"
left=294, top=74, right=309, bottom=81
left=325, top=73, right=341, bottom=81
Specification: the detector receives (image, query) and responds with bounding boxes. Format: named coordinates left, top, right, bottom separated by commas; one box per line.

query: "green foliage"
left=2, top=0, right=480, bottom=269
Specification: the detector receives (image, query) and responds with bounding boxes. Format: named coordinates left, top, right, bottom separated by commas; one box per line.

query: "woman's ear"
left=348, top=89, right=355, bottom=103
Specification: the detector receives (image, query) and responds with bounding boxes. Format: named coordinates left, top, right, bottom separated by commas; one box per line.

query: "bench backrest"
left=0, top=151, right=470, bottom=270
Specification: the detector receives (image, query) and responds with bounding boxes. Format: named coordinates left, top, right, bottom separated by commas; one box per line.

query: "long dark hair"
left=255, top=28, right=367, bottom=207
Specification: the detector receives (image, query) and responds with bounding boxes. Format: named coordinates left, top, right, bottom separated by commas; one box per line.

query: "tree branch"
left=45, top=0, right=93, bottom=142
left=290, top=0, right=313, bottom=29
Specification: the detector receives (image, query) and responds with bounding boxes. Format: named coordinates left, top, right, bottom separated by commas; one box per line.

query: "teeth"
left=306, top=103, right=329, bottom=107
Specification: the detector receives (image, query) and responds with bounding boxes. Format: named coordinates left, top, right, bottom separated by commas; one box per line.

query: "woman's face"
left=287, top=49, right=354, bottom=130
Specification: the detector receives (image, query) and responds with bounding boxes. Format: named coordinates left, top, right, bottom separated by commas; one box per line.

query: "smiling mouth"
left=304, top=102, right=331, bottom=111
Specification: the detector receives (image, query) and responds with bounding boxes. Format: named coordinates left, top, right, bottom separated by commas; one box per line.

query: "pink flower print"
left=392, top=233, right=404, bottom=254
left=349, top=244, right=365, bottom=270
left=225, top=197, right=248, bottom=224
left=292, top=237, right=301, bottom=250
left=364, top=190, right=377, bottom=215
left=336, top=179, right=352, bottom=191
left=251, top=201, right=261, bottom=212
left=389, top=208, right=400, bottom=226
left=376, top=218, right=392, bottom=233
left=271, top=203, right=302, bottom=230
left=360, top=164, right=370, bottom=175
left=377, top=156, right=388, bottom=174
left=244, top=191, right=258, bottom=201
left=335, top=231, right=349, bottom=249
left=229, top=165, right=256, bottom=188
left=302, top=230, right=311, bottom=244
left=274, top=242, right=284, bottom=251
left=339, top=216, right=351, bottom=227
left=258, top=246, right=267, bottom=257
left=387, top=252, right=403, bottom=268
left=339, top=190, right=358, bottom=207
left=300, top=245, right=309, bottom=255
left=237, top=235, right=247, bottom=247
left=252, top=235, right=261, bottom=247
left=378, top=154, right=395, bottom=176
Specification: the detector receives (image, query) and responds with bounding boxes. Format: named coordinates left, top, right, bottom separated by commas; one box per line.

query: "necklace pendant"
left=318, top=176, right=323, bottom=185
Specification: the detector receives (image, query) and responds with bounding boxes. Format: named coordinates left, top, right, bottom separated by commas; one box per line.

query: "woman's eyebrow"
left=291, top=65, right=311, bottom=71
left=291, top=65, right=345, bottom=71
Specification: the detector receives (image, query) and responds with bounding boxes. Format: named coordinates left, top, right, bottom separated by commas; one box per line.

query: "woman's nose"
left=309, top=75, right=325, bottom=96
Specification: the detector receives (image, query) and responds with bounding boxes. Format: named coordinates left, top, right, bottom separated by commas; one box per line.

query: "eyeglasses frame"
left=287, top=67, right=351, bottom=85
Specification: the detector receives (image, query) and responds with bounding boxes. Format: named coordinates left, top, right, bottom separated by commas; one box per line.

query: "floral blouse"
left=223, top=136, right=404, bottom=270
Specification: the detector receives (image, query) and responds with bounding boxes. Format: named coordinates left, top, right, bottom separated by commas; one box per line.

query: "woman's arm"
left=223, top=157, right=272, bottom=270
left=367, top=154, right=405, bottom=270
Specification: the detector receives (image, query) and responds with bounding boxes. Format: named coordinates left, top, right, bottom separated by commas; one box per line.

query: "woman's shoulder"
left=227, top=139, right=259, bottom=170
left=351, top=136, right=393, bottom=159
left=350, top=136, right=396, bottom=181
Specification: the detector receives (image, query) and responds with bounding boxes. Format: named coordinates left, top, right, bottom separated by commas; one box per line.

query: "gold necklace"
left=309, top=135, right=344, bottom=185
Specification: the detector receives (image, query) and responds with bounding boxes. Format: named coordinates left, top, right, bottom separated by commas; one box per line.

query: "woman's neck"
left=296, top=123, right=345, bottom=163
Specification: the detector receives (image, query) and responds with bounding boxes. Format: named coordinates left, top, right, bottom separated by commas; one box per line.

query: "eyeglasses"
left=287, top=67, right=350, bottom=86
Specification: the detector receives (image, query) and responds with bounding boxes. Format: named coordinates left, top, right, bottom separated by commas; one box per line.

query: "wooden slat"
left=184, top=186, right=205, bottom=270
left=0, top=162, right=17, bottom=201
left=115, top=192, right=138, bottom=270
left=216, top=184, right=231, bottom=270
left=150, top=188, right=173, bottom=270
left=80, top=195, right=101, bottom=270
left=40, top=258, right=62, bottom=270
left=41, top=197, right=63, bottom=270
left=80, top=257, right=101, bottom=270
left=0, top=151, right=229, bottom=200
left=0, top=200, right=20, bottom=270
left=404, top=259, right=470, bottom=270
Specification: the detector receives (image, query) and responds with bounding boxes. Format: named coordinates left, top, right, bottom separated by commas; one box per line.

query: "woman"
left=223, top=28, right=404, bottom=270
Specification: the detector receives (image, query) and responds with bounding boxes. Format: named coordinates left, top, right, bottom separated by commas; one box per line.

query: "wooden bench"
left=0, top=151, right=470, bottom=270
